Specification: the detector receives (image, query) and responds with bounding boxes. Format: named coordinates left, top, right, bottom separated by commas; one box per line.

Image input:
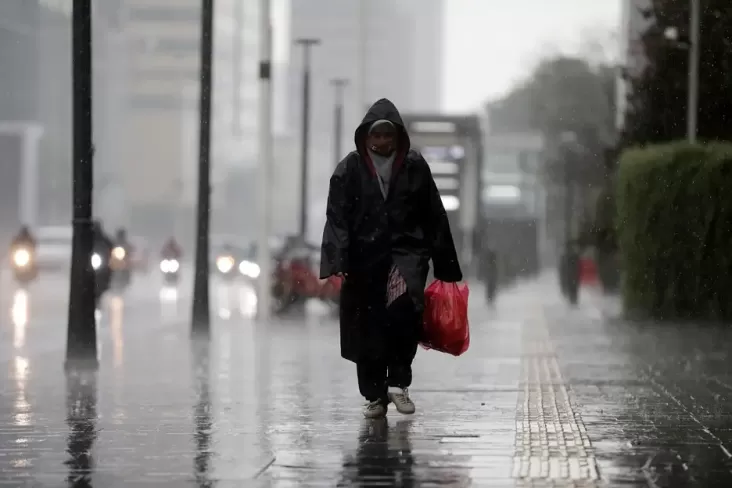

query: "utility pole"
left=687, top=0, right=700, bottom=143
left=66, top=0, right=97, bottom=369
left=357, top=0, right=368, bottom=111
left=294, top=38, right=320, bottom=240
left=257, top=0, right=274, bottom=321
left=191, top=0, right=214, bottom=333
left=232, top=0, right=243, bottom=135
left=331, top=79, right=348, bottom=167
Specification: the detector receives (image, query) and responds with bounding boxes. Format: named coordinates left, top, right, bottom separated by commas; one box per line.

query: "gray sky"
left=444, top=0, right=622, bottom=112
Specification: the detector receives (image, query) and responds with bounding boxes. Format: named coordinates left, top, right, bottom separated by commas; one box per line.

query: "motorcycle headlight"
left=91, top=253, right=102, bottom=270
left=112, top=246, right=126, bottom=260
left=160, top=259, right=180, bottom=273
left=238, top=260, right=261, bottom=278
left=13, top=249, right=31, bottom=267
left=216, top=256, right=235, bottom=273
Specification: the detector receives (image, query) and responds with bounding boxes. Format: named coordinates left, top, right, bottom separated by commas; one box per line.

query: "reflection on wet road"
left=4, top=274, right=732, bottom=485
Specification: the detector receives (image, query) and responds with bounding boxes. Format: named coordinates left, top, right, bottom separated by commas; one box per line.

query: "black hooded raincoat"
left=320, top=99, right=463, bottom=364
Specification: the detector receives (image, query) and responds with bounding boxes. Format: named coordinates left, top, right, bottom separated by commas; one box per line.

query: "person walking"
left=320, top=98, right=462, bottom=418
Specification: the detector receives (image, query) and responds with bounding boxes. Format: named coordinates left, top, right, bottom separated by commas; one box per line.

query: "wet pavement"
left=2, top=274, right=732, bottom=486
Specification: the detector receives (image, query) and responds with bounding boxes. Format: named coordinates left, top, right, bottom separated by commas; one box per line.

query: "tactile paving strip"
left=512, top=316, right=602, bottom=487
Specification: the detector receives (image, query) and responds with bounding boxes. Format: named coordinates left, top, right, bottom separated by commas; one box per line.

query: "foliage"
left=622, top=0, right=732, bottom=145
left=616, top=142, right=732, bottom=320
left=488, top=55, right=617, bottom=186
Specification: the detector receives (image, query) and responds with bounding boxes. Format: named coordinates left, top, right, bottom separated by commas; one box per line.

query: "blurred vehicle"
left=212, top=235, right=247, bottom=280
left=91, top=249, right=111, bottom=303
left=10, top=243, right=38, bottom=285
left=91, top=221, right=114, bottom=304
left=9, top=226, right=38, bottom=285
left=110, top=243, right=132, bottom=290
left=34, top=226, right=73, bottom=272
left=160, top=236, right=182, bottom=285
left=271, top=237, right=329, bottom=313
left=109, top=228, right=133, bottom=290
left=128, top=236, right=151, bottom=273
left=160, top=256, right=180, bottom=285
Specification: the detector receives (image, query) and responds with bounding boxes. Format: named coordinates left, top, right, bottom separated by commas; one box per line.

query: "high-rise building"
left=123, top=0, right=260, bottom=237
left=617, top=0, right=651, bottom=130
left=0, top=0, right=124, bottom=231
left=0, top=1, right=41, bottom=239
left=287, top=0, right=445, bottom=239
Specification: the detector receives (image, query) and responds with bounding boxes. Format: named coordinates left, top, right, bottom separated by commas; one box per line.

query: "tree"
left=488, top=55, right=617, bottom=186
left=623, top=0, right=732, bottom=145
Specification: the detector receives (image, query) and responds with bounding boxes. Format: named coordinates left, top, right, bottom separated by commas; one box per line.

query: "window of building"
left=155, top=38, right=200, bottom=55
left=133, top=67, right=199, bottom=81
left=486, top=151, right=519, bottom=174
left=128, top=7, right=200, bottom=23
left=129, top=93, right=192, bottom=111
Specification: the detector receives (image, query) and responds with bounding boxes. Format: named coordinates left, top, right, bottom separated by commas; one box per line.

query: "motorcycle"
left=215, top=253, right=237, bottom=280
left=272, top=256, right=317, bottom=313
left=109, top=245, right=132, bottom=290
left=91, top=251, right=111, bottom=305
left=160, top=257, right=181, bottom=285
left=10, top=245, right=38, bottom=285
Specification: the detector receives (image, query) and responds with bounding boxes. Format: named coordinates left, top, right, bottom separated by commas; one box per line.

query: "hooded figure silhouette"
left=320, top=98, right=462, bottom=419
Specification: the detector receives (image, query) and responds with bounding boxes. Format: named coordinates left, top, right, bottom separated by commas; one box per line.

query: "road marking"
left=512, top=315, right=601, bottom=485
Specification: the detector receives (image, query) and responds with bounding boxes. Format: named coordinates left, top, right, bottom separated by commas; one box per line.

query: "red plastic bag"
left=420, top=280, right=470, bottom=356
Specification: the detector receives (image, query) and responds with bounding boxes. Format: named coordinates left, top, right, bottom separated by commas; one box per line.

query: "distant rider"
left=11, top=225, right=36, bottom=252
left=93, top=221, right=115, bottom=263
left=115, top=228, right=132, bottom=252
left=161, top=237, right=182, bottom=260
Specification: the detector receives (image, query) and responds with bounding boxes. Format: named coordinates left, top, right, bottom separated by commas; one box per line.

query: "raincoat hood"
left=354, top=98, right=411, bottom=155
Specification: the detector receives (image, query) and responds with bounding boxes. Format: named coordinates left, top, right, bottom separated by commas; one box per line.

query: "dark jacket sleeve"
left=420, top=155, right=463, bottom=283
left=320, top=159, right=351, bottom=279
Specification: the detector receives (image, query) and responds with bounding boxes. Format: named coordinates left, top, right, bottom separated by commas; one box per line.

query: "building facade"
left=123, top=0, right=260, bottom=238
left=616, top=0, right=651, bottom=130
left=287, top=0, right=445, bottom=240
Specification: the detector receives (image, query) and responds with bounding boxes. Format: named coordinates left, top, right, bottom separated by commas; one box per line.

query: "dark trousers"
left=356, top=293, right=421, bottom=402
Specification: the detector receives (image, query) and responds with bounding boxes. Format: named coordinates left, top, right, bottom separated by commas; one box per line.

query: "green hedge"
left=617, top=142, right=732, bottom=321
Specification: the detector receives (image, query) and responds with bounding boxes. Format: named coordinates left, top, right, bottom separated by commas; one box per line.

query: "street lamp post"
left=663, top=0, right=700, bottom=143
left=357, top=0, right=368, bottom=111
left=294, top=38, right=320, bottom=240
left=191, top=0, right=215, bottom=333
left=331, top=78, right=349, bottom=167
left=66, top=0, right=97, bottom=369
left=257, top=0, right=274, bottom=321
left=688, top=0, right=700, bottom=143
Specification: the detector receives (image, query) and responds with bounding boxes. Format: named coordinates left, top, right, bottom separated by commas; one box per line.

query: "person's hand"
left=335, top=272, right=348, bottom=280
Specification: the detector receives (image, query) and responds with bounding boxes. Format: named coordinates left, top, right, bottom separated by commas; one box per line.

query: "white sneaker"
left=388, top=387, right=416, bottom=414
left=363, top=399, right=387, bottom=418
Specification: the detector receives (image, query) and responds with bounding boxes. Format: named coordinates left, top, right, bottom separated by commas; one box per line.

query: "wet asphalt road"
left=2, top=272, right=732, bottom=486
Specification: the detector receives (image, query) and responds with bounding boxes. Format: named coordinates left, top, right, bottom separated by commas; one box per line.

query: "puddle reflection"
left=109, top=296, right=124, bottom=369
left=13, top=356, right=30, bottom=427
left=191, top=339, right=214, bottom=487
left=216, top=283, right=257, bottom=320
left=64, top=370, right=98, bottom=487
left=340, top=419, right=415, bottom=486
left=11, top=289, right=28, bottom=349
